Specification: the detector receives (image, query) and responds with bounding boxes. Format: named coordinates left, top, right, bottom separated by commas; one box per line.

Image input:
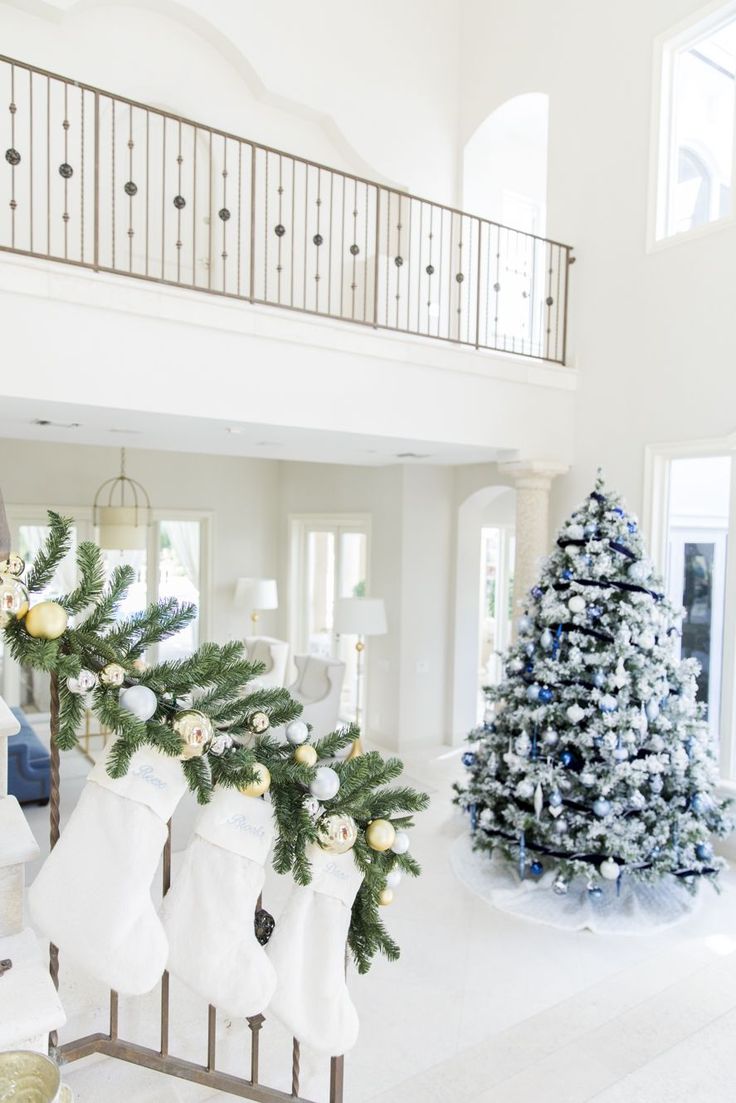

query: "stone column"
left=498, top=461, right=569, bottom=632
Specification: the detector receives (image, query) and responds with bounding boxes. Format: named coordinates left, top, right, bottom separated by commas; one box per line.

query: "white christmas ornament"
left=534, top=783, right=543, bottom=819
left=600, top=858, right=621, bottom=881
left=309, top=766, right=340, bottom=802
left=386, top=867, right=402, bottom=889
left=391, top=830, right=410, bottom=855
left=568, top=595, right=586, bottom=614
left=67, top=668, right=98, bottom=695
left=119, top=684, right=158, bottom=721
left=285, top=720, right=309, bottom=746
left=566, top=703, right=586, bottom=724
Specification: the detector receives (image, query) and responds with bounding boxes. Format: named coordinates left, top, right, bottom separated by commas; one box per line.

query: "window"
left=290, top=516, right=370, bottom=722
left=1, top=506, right=209, bottom=709
left=655, top=4, right=736, bottom=240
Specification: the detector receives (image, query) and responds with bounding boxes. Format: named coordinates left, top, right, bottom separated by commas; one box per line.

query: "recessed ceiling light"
left=33, top=418, right=81, bottom=429
left=395, top=451, right=431, bottom=460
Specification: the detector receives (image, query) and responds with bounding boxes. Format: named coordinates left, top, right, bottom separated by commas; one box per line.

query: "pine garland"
left=2, top=512, right=429, bottom=971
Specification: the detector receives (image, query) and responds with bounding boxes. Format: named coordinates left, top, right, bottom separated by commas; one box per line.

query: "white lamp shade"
left=334, top=597, right=387, bottom=637
left=234, top=577, right=278, bottom=611
left=96, top=506, right=148, bottom=550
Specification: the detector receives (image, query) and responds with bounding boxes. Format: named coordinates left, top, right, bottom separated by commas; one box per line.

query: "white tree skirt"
left=450, top=834, right=702, bottom=934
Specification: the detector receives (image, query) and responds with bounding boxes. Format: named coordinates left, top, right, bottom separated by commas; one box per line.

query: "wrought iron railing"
left=0, top=55, right=574, bottom=364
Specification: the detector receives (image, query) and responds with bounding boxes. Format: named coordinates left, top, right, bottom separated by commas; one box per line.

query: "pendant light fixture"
left=93, top=448, right=152, bottom=550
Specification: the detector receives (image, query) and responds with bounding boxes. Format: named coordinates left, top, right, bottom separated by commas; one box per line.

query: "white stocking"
left=161, top=788, right=277, bottom=1017
left=29, top=746, right=186, bottom=995
left=267, top=845, right=364, bottom=1055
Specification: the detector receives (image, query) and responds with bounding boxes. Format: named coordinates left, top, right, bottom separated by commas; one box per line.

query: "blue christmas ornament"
left=560, top=749, right=575, bottom=768
left=525, top=662, right=534, bottom=674
left=525, top=642, right=535, bottom=657
left=532, top=586, right=543, bottom=600
left=549, top=790, right=563, bottom=808
left=538, top=686, right=553, bottom=704
left=599, top=694, right=618, bottom=713
left=650, top=846, right=661, bottom=859
left=527, top=684, right=541, bottom=702
left=613, top=507, right=624, bottom=517
left=462, top=751, right=476, bottom=768
left=593, top=798, right=611, bottom=818
left=562, top=568, right=573, bottom=580
left=695, top=843, right=712, bottom=861
left=470, top=803, right=479, bottom=829
left=530, top=860, right=544, bottom=877
left=691, top=793, right=706, bottom=813
left=592, top=671, right=606, bottom=688
left=584, top=522, right=597, bottom=537
left=628, top=521, right=638, bottom=533
left=587, top=605, right=602, bottom=620
left=588, top=884, right=603, bottom=899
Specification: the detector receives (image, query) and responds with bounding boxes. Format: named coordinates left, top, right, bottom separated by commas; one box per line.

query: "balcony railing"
left=0, top=55, right=574, bottom=364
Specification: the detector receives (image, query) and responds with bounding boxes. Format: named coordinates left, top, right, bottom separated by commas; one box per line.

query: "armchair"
left=288, top=655, right=346, bottom=740
left=243, top=636, right=289, bottom=689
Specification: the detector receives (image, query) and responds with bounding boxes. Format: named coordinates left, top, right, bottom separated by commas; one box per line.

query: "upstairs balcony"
left=0, top=54, right=574, bottom=366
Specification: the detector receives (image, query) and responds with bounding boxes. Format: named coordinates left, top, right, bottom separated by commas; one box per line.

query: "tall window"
left=290, top=516, right=370, bottom=721
left=655, top=5, right=736, bottom=240
left=1, top=507, right=208, bottom=709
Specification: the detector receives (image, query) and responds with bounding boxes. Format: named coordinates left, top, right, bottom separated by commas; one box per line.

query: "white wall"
left=1, top=0, right=460, bottom=201
left=460, top=0, right=736, bottom=531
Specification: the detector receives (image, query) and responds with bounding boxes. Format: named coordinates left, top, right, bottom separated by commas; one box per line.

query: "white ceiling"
left=0, top=397, right=504, bottom=468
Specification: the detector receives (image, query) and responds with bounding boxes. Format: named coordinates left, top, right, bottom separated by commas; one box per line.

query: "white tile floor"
left=21, top=733, right=736, bottom=1103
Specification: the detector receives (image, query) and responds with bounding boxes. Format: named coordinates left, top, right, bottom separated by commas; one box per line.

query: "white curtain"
left=163, top=521, right=200, bottom=590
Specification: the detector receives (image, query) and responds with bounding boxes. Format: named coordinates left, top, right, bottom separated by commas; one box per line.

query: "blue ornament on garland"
left=592, top=671, right=606, bottom=688
left=695, top=842, right=712, bottom=861
left=532, top=586, right=543, bottom=600
left=628, top=521, right=638, bottom=533
left=549, top=790, right=563, bottom=808
left=562, top=568, right=573, bottom=581
left=612, top=507, right=624, bottom=517
left=530, top=860, right=544, bottom=877
left=691, top=793, right=706, bottom=813
left=587, top=605, right=603, bottom=620
left=469, top=803, right=479, bottom=829
left=584, top=522, right=597, bottom=537
left=462, top=751, right=476, bottom=768
left=525, top=662, right=534, bottom=674
left=560, top=749, right=576, bottom=768
left=538, top=686, right=553, bottom=704
left=599, top=694, right=618, bottom=713
left=588, top=884, right=603, bottom=899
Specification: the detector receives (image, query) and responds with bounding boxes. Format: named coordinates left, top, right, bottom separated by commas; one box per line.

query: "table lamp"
left=234, top=577, right=278, bottom=632
left=334, top=596, right=387, bottom=756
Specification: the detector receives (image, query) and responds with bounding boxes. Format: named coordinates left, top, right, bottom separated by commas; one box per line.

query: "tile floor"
left=21, top=731, right=736, bottom=1103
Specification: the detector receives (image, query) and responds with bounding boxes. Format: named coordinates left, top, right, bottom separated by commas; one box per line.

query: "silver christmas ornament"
left=286, top=719, right=309, bottom=745
left=119, top=683, right=158, bottom=722
left=309, top=766, right=340, bottom=801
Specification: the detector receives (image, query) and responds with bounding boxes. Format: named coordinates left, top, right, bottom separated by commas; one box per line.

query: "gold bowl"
left=0, top=1051, right=69, bottom=1103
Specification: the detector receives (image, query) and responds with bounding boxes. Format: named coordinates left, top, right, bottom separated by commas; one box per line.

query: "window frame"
left=644, top=436, right=736, bottom=787
left=649, top=0, right=736, bottom=250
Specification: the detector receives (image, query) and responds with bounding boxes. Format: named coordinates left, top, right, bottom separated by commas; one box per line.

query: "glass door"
left=295, top=518, right=369, bottom=721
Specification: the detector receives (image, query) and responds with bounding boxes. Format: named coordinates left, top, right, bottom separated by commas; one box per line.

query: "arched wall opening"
left=451, top=484, right=516, bottom=743
left=462, top=92, right=549, bottom=233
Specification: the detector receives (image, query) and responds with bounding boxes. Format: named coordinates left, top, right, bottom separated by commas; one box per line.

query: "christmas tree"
left=455, top=474, right=730, bottom=899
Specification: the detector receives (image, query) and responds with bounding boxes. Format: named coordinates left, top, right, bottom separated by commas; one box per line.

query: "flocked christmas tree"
left=455, top=473, right=730, bottom=899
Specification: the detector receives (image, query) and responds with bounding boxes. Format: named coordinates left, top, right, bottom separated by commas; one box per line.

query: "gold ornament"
left=248, top=711, right=270, bottom=734
left=241, top=762, right=271, bottom=797
left=346, top=736, right=364, bottom=760
left=24, top=600, right=68, bottom=640
left=317, top=813, right=358, bottom=854
left=100, top=662, right=126, bottom=687
left=365, top=818, right=396, bottom=853
left=378, top=888, right=394, bottom=906
left=0, top=552, right=25, bottom=577
left=173, top=710, right=214, bottom=759
left=294, top=744, right=318, bottom=767
left=0, top=578, right=29, bottom=626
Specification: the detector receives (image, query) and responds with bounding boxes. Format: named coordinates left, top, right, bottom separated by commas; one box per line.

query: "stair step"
left=0, top=927, right=66, bottom=1050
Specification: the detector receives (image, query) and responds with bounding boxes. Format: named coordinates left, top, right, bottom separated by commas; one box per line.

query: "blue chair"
left=8, top=707, right=51, bottom=805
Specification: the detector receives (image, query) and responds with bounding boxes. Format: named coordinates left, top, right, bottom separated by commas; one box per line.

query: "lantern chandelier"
left=92, top=448, right=152, bottom=550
